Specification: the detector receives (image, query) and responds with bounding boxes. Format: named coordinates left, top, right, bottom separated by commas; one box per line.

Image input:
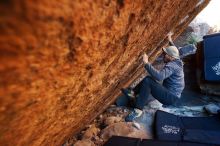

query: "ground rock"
left=74, top=139, right=95, bottom=146
left=100, top=122, right=149, bottom=142
left=104, top=116, right=123, bottom=126
left=204, top=103, right=220, bottom=114
left=82, top=125, right=100, bottom=140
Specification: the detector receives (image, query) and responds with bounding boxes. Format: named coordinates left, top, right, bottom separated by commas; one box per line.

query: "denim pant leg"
left=135, top=76, right=178, bottom=110
left=133, top=79, right=145, bottom=95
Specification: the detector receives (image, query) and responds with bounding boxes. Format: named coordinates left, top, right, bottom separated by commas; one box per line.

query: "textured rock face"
left=0, top=0, right=210, bottom=146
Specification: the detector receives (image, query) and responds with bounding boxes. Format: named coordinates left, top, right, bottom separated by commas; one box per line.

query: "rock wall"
left=0, top=0, right=210, bottom=146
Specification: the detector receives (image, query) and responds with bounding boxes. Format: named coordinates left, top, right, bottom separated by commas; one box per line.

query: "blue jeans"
left=133, top=76, right=179, bottom=110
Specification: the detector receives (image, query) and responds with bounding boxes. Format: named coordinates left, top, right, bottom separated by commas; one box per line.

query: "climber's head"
left=162, top=46, right=179, bottom=63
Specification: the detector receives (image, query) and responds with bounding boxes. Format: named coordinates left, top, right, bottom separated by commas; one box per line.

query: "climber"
left=124, top=33, right=185, bottom=122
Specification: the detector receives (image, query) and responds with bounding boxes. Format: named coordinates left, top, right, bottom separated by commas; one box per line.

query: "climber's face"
left=162, top=52, right=172, bottom=63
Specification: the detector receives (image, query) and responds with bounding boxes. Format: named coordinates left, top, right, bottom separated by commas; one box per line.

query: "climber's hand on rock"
left=143, top=53, right=148, bottom=64
left=167, top=32, right=173, bottom=37
left=167, top=32, right=173, bottom=42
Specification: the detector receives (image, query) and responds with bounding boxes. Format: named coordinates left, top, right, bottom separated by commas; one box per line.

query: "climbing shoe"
left=125, top=108, right=143, bottom=122
left=121, top=88, right=135, bottom=99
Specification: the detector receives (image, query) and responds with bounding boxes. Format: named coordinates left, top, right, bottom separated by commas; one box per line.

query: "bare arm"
left=167, top=32, right=175, bottom=46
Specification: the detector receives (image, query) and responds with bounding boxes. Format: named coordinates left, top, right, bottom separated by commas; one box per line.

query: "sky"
left=195, top=0, right=220, bottom=30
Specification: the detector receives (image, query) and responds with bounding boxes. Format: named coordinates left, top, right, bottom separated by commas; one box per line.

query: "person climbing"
left=123, top=33, right=185, bottom=122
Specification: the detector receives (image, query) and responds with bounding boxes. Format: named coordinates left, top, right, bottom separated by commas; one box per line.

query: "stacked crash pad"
left=203, top=33, right=220, bottom=81
left=155, top=110, right=220, bottom=145
left=104, top=136, right=217, bottom=146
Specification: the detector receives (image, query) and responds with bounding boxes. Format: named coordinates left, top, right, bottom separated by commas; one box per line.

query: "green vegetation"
left=186, top=34, right=199, bottom=45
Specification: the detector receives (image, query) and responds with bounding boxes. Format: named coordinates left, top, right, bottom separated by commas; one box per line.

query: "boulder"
left=74, top=139, right=95, bottom=146
left=82, top=125, right=100, bottom=140
left=100, top=122, right=150, bottom=142
left=104, top=116, right=123, bottom=126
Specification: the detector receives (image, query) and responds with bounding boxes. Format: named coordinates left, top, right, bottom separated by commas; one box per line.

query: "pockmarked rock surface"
left=104, top=116, right=123, bottom=126
left=82, top=124, right=100, bottom=140
left=0, top=0, right=210, bottom=146
left=74, top=139, right=95, bottom=146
